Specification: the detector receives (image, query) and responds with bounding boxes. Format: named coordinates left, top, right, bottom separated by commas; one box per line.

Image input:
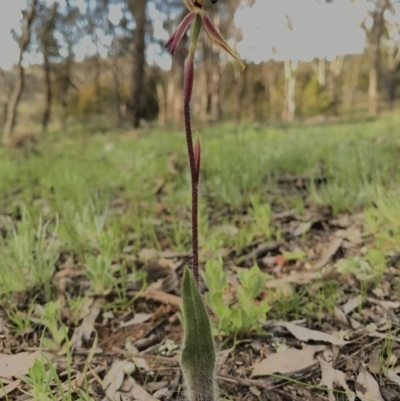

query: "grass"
left=0, top=117, right=398, bottom=291
left=1, top=114, right=400, bottom=398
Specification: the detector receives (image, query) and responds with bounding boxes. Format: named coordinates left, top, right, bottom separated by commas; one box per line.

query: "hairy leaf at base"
left=181, top=266, right=216, bottom=401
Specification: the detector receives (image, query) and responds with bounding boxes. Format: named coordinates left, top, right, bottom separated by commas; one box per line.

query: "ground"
left=1, top=116, right=400, bottom=401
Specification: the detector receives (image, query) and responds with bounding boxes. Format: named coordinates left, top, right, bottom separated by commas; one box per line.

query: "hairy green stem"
left=184, top=14, right=202, bottom=285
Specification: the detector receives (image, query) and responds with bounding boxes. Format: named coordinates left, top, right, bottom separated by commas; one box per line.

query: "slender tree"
left=384, top=20, right=400, bottom=109
left=56, top=3, right=83, bottom=132
left=3, top=0, right=38, bottom=143
left=281, top=16, right=297, bottom=122
left=349, top=54, right=362, bottom=114
left=36, top=3, right=58, bottom=132
left=311, top=57, right=327, bottom=88
left=127, top=0, right=147, bottom=128
left=361, top=0, right=392, bottom=116
left=328, top=55, right=345, bottom=115
left=0, top=68, right=10, bottom=129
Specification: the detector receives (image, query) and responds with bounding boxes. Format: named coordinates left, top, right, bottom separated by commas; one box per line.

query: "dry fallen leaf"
left=140, top=289, right=181, bottom=306
left=138, top=249, right=159, bottom=263
left=280, top=322, right=348, bottom=346
left=120, top=376, right=159, bottom=401
left=293, top=221, right=312, bottom=237
left=355, top=365, right=384, bottom=401
left=342, top=296, right=362, bottom=315
left=103, top=360, right=135, bottom=401
left=251, top=345, right=326, bottom=377
left=0, top=352, right=44, bottom=378
left=319, top=357, right=354, bottom=401
left=367, top=297, right=400, bottom=310
left=315, top=237, right=343, bottom=269
left=335, top=227, right=363, bottom=245
left=71, top=298, right=103, bottom=350
left=367, top=348, right=381, bottom=374
left=119, top=313, right=152, bottom=328
left=386, top=369, right=400, bottom=386
left=124, top=341, right=150, bottom=371
left=334, top=306, right=350, bottom=327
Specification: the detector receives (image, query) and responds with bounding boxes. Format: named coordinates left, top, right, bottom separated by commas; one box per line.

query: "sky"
left=235, top=0, right=371, bottom=62
left=0, top=0, right=399, bottom=70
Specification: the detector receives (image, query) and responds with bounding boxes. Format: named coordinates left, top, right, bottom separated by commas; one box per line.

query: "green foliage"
left=7, top=303, right=36, bottom=334
left=181, top=267, right=216, bottom=401
left=336, top=248, right=386, bottom=285
left=203, top=259, right=270, bottom=337
left=70, top=81, right=113, bottom=116
left=85, top=254, right=115, bottom=296
left=249, top=194, right=273, bottom=239
left=22, top=353, right=90, bottom=401
left=57, top=198, right=108, bottom=255
left=69, top=76, right=159, bottom=121
left=298, top=76, right=330, bottom=117
left=0, top=209, right=58, bottom=299
left=36, top=301, right=68, bottom=350
left=24, top=358, right=53, bottom=401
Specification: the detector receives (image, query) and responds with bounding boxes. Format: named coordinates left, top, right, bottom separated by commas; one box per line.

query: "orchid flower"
left=165, top=0, right=245, bottom=70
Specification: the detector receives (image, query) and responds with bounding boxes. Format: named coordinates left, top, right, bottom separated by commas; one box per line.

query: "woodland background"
left=1, top=0, right=400, bottom=143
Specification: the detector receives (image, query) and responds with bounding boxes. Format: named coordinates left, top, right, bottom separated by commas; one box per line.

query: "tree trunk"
left=317, top=57, right=326, bottom=88
left=386, top=73, right=397, bottom=110
left=156, top=81, right=166, bottom=125
left=61, top=43, right=73, bottom=133
left=199, top=67, right=208, bottom=121
left=361, top=0, right=390, bottom=116
left=208, top=15, right=223, bottom=122
left=112, top=57, right=122, bottom=125
left=349, top=54, right=361, bottom=114
left=40, top=3, right=57, bottom=133
left=386, top=23, right=400, bottom=110
left=0, top=68, right=8, bottom=129
left=42, top=49, right=52, bottom=132
left=234, top=66, right=246, bottom=123
left=282, top=59, right=297, bottom=122
left=368, top=44, right=380, bottom=116
left=167, top=17, right=187, bottom=125
left=263, top=62, right=278, bottom=120
left=171, top=51, right=185, bottom=124
left=210, top=58, right=223, bottom=121
left=328, top=55, right=344, bottom=115
left=3, top=0, right=37, bottom=143
left=128, top=0, right=147, bottom=128
left=94, top=50, right=102, bottom=115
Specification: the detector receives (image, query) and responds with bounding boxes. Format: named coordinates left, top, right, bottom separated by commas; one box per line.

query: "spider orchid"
left=164, top=0, right=245, bottom=287
left=165, top=0, right=245, bottom=70
left=164, top=3, right=245, bottom=401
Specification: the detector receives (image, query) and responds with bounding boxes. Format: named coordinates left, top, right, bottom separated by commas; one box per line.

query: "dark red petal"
left=165, top=12, right=196, bottom=55
left=165, top=32, right=176, bottom=49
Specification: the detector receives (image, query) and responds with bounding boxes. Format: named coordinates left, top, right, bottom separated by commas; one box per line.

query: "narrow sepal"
left=165, top=12, right=196, bottom=55
left=201, top=11, right=245, bottom=71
